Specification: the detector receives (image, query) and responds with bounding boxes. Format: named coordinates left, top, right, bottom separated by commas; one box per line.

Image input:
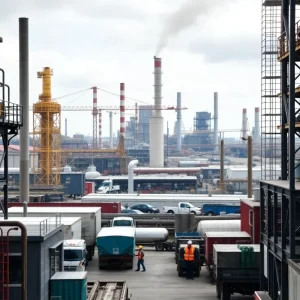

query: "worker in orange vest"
left=135, top=245, right=146, bottom=272
left=184, top=240, right=195, bottom=280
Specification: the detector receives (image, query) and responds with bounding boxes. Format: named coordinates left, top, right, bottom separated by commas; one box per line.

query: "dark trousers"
left=137, top=259, right=146, bottom=271
left=185, top=260, right=194, bottom=279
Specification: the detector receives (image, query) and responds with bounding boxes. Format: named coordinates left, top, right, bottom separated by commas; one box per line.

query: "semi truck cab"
left=111, top=216, right=135, bottom=227
left=97, top=179, right=120, bottom=194
left=63, top=240, right=88, bottom=271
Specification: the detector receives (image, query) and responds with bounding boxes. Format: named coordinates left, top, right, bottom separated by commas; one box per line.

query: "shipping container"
left=85, top=181, right=95, bottom=195
left=288, top=259, right=300, bottom=300
left=8, top=201, right=121, bottom=213
left=254, top=291, right=272, bottom=300
left=51, top=271, right=87, bottom=300
left=61, top=173, right=85, bottom=197
left=205, top=231, right=251, bottom=269
left=240, top=199, right=260, bottom=243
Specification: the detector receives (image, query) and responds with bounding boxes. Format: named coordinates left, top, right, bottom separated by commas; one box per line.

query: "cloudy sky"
left=0, top=0, right=261, bottom=139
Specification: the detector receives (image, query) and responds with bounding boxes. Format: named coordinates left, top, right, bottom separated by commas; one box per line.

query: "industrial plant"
left=0, top=0, right=299, bottom=299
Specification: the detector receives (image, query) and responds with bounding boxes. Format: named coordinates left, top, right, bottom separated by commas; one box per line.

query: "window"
left=113, top=220, right=132, bottom=226
left=64, top=249, right=83, bottom=261
left=9, top=255, right=22, bottom=284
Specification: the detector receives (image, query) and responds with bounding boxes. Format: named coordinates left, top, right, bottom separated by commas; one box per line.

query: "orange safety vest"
left=184, top=246, right=195, bottom=261
left=138, top=250, right=143, bottom=260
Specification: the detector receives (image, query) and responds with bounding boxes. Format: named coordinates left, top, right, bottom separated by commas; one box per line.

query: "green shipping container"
left=50, top=272, right=87, bottom=300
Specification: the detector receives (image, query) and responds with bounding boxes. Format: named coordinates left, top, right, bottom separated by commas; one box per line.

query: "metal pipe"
left=248, top=135, right=253, bottom=198
left=254, top=107, right=260, bottom=143
left=19, top=18, right=29, bottom=217
left=64, top=118, right=67, bottom=136
left=128, top=159, right=139, bottom=193
left=242, top=108, right=247, bottom=142
left=119, top=83, right=125, bottom=150
left=109, top=111, right=113, bottom=148
left=0, top=221, right=27, bottom=300
left=214, top=92, right=218, bottom=152
left=176, top=92, right=182, bottom=152
left=220, top=140, right=225, bottom=192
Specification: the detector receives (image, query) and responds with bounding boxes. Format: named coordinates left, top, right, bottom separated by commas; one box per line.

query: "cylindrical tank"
left=197, top=220, right=241, bottom=236
left=135, top=228, right=169, bottom=243
left=63, top=165, right=72, bottom=173
left=85, top=165, right=100, bottom=179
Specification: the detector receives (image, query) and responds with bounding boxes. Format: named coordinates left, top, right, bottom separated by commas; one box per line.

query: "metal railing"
left=278, top=20, right=300, bottom=58
left=39, top=214, right=62, bottom=236
left=0, top=100, right=23, bottom=128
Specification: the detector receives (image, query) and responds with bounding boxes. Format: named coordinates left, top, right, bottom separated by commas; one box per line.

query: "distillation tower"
left=33, top=67, right=61, bottom=185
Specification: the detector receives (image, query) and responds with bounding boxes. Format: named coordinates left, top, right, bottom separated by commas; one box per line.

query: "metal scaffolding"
left=260, top=1, right=300, bottom=299
left=261, top=0, right=282, bottom=180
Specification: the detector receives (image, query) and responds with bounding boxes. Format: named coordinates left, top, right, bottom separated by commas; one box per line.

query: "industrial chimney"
left=150, top=57, right=164, bottom=167
left=214, top=92, right=218, bottom=152
left=254, top=107, right=260, bottom=143
left=242, top=108, right=247, bottom=142
left=176, top=92, right=182, bottom=152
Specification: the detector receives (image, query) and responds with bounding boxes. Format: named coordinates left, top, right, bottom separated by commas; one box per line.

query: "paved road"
left=87, top=248, right=255, bottom=300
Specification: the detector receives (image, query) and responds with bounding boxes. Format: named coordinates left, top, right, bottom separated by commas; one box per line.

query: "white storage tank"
left=197, top=220, right=241, bottom=236
left=135, top=228, right=169, bottom=243
left=85, top=165, right=101, bottom=180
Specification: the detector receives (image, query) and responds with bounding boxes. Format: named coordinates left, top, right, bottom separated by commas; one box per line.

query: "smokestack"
left=65, top=118, right=67, bottom=136
left=255, top=107, right=260, bottom=143
left=92, top=86, right=98, bottom=148
left=19, top=17, right=29, bottom=217
left=242, top=108, right=247, bottom=142
left=176, top=92, right=182, bottom=152
left=150, top=57, right=164, bottom=167
left=135, top=103, right=138, bottom=145
left=98, top=109, right=102, bottom=149
left=109, top=111, right=113, bottom=148
left=119, top=83, right=125, bottom=150
left=214, top=92, right=218, bottom=152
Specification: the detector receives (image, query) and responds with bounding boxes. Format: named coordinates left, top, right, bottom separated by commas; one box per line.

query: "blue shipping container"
left=51, top=271, right=87, bottom=300
left=61, top=173, right=85, bottom=196
left=175, top=232, right=200, bottom=238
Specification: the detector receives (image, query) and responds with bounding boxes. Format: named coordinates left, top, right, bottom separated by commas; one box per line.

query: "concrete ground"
left=87, top=248, right=255, bottom=300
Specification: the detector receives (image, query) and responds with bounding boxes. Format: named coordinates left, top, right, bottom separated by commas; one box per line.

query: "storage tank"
left=135, top=228, right=169, bottom=243
left=85, top=165, right=101, bottom=180
left=63, top=165, right=72, bottom=173
left=197, top=220, right=241, bottom=236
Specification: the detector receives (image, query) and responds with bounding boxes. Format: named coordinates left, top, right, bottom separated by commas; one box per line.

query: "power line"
left=52, top=88, right=90, bottom=100
left=96, top=87, right=151, bottom=105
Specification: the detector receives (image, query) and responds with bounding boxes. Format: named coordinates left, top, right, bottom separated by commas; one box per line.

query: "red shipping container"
left=254, top=291, right=272, bottom=300
left=85, top=182, right=95, bottom=195
left=8, top=201, right=121, bottom=213
left=240, top=199, right=260, bottom=244
left=205, top=231, right=252, bottom=267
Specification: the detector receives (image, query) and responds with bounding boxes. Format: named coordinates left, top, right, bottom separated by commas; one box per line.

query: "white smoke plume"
left=156, top=0, right=220, bottom=55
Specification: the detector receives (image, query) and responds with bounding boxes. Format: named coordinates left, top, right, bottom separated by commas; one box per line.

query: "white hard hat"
left=187, top=240, right=192, bottom=245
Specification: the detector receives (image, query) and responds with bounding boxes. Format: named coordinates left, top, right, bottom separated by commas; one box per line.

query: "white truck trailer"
left=5, top=207, right=101, bottom=260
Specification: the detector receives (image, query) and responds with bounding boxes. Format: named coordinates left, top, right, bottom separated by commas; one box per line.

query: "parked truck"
left=204, top=231, right=251, bottom=273
left=63, top=239, right=88, bottom=271
left=202, top=203, right=240, bottom=216
left=96, top=227, right=136, bottom=269
left=110, top=216, right=174, bottom=251
left=97, top=179, right=120, bottom=194
left=174, top=232, right=205, bottom=266
left=213, top=244, right=260, bottom=300
left=163, top=202, right=202, bottom=215
left=5, top=206, right=101, bottom=260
